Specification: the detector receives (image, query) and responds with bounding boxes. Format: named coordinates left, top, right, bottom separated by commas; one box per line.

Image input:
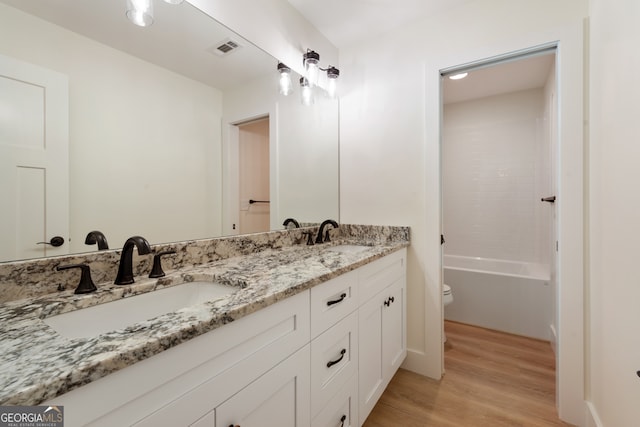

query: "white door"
left=0, top=53, right=69, bottom=261
left=238, top=118, right=270, bottom=234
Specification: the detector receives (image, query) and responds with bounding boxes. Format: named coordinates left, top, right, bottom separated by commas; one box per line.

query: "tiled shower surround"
left=442, top=87, right=553, bottom=265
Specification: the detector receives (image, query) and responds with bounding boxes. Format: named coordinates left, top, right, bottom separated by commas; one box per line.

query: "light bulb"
left=303, top=50, right=320, bottom=86
left=278, top=63, right=293, bottom=96
left=126, top=0, right=154, bottom=27
left=300, top=77, right=314, bottom=106
left=326, top=66, right=339, bottom=99
left=449, top=72, right=468, bottom=80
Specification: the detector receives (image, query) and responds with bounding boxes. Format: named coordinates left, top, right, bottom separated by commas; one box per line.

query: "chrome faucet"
left=114, top=236, right=151, bottom=285
left=315, top=219, right=339, bottom=244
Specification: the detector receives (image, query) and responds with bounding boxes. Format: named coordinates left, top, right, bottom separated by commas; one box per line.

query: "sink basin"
left=325, top=244, right=371, bottom=254
left=44, top=281, right=237, bottom=339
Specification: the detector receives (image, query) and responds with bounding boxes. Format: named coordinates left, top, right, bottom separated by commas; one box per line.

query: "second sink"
left=44, top=281, right=237, bottom=339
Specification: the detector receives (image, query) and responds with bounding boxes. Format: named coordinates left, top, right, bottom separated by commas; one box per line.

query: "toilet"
left=443, top=284, right=454, bottom=342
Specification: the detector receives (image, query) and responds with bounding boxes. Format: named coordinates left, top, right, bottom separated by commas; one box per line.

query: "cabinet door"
left=358, top=277, right=406, bottom=426
left=215, top=346, right=310, bottom=427
left=381, top=277, right=406, bottom=380
left=358, top=291, right=385, bottom=424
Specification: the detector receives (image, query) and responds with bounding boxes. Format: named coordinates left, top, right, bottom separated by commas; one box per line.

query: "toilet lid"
left=443, top=284, right=451, bottom=294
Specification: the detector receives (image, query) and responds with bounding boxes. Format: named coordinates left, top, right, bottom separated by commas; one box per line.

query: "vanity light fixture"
left=303, top=49, right=320, bottom=86
left=449, top=72, right=468, bottom=80
left=326, top=66, right=340, bottom=99
left=163, top=0, right=184, bottom=4
left=278, top=63, right=293, bottom=96
left=300, top=77, right=314, bottom=106
left=126, top=0, right=154, bottom=27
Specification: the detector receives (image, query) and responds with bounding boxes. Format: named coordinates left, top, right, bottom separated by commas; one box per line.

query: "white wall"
left=339, top=0, right=587, bottom=423
left=443, top=89, right=549, bottom=263
left=0, top=3, right=223, bottom=252
left=588, top=0, right=640, bottom=425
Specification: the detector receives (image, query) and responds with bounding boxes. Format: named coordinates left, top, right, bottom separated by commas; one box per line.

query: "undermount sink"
left=44, top=281, right=237, bottom=339
left=325, top=244, right=371, bottom=254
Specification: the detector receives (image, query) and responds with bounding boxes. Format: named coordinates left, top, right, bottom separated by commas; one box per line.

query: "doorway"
left=237, top=117, right=270, bottom=234
left=440, top=47, right=560, bottom=406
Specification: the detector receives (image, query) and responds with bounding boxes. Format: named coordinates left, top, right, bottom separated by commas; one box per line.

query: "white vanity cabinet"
left=45, top=291, right=311, bottom=427
left=357, top=250, right=407, bottom=425
left=42, top=248, right=407, bottom=427
left=310, top=248, right=407, bottom=427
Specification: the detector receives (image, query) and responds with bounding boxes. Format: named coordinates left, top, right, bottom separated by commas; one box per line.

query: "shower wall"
left=442, top=88, right=551, bottom=265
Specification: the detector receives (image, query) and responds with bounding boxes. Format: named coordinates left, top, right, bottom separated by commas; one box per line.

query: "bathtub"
left=443, top=255, right=553, bottom=340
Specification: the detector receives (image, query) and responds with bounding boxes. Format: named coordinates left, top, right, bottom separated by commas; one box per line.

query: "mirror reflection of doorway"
left=238, top=117, right=270, bottom=234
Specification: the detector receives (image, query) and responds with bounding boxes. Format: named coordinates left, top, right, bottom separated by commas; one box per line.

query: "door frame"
left=425, top=22, right=585, bottom=424
left=222, top=110, right=277, bottom=235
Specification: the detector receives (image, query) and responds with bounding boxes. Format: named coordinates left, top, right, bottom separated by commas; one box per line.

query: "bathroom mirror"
left=0, top=0, right=339, bottom=263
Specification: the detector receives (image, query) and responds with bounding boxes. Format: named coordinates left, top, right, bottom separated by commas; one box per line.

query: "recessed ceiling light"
left=449, top=73, right=468, bottom=80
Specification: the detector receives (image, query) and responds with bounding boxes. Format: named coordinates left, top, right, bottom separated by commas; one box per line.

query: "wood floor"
left=362, top=321, right=574, bottom=427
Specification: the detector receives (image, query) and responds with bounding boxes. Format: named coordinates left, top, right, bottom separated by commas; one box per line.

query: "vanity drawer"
left=310, top=269, right=358, bottom=338
left=310, top=311, right=358, bottom=417
left=358, top=249, right=406, bottom=305
left=311, top=372, right=358, bottom=427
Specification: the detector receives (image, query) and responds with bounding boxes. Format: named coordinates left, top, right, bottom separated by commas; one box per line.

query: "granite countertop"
left=0, top=239, right=408, bottom=405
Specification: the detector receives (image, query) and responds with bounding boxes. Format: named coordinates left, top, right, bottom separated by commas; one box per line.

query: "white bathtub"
left=443, top=254, right=553, bottom=340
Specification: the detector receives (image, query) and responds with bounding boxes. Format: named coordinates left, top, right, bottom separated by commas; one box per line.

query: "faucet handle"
left=302, top=231, right=315, bottom=246
left=56, top=264, right=97, bottom=294
left=149, top=250, right=177, bottom=278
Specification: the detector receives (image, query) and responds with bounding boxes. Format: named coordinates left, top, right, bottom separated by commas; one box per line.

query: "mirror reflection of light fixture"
left=326, top=66, right=340, bottom=99
left=126, top=0, right=154, bottom=27
left=300, top=77, right=314, bottom=106
left=303, top=49, right=320, bottom=86
left=278, top=63, right=293, bottom=96
left=163, top=0, right=184, bottom=4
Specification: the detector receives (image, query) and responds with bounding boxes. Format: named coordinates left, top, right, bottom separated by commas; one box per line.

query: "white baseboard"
left=401, top=349, right=442, bottom=380
left=585, top=401, right=604, bottom=427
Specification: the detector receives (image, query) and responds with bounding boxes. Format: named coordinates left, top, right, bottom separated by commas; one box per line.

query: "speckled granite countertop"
left=0, top=238, right=408, bottom=405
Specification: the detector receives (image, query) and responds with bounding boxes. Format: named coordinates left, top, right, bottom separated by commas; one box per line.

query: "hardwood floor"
left=362, top=321, right=574, bottom=427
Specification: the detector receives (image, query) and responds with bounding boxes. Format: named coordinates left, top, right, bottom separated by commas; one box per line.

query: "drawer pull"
left=327, top=292, right=347, bottom=306
left=340, top=414, right=347, bottom=427
left=327, top=348, right=347, bottom=368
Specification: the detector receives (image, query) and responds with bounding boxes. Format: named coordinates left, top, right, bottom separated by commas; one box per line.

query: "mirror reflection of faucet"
left=283, top=218, right=300, bottom=229
left=114, top=236, right=152, bottom=285
left=85, top=230, right=109, bottom=250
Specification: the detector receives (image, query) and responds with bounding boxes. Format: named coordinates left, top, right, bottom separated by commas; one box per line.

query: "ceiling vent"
left=209, top=38, right=242, bottom=57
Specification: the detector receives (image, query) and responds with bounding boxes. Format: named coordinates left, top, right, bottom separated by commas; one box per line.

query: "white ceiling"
left=443, top=53, right=556, bottom=104
left=287, top=0, right=476, bottom=49
left=0, top=0, right=276, bottom=90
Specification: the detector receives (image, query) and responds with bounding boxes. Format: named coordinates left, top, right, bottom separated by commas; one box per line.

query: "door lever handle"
left=37, top=236, right=65, bottom=247
left=541, top=196, right=556, bottom=203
